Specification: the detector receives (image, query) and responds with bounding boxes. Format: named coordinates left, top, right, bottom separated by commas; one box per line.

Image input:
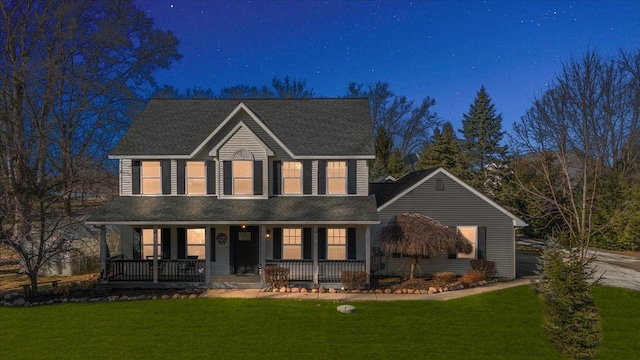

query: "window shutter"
left=210, top=227, right=216, bottom=262
left=303, top=228, right=312, bottom=260
left=253, top=160, right=263, bottom=195
left=347, top=160, right=357, bottom=194
left=317, top=227, right=327, bottom=260
left=223, top=161, right=232, bottom=195
left=177, top=228, right=186, bottom=259
left=272, top=227, right=282, bottom=259
left=317, top=160, right=327, bottom=195
left=162, top=160, right=171, bottom=194
left=302, top=160, right=312, bottom=195
left=132, top=227, right=142, bottom=259
left=206, top=160, right=216, bottom=194
left=177, top=160, right=186, bottom=194
left=478, top=226, right=487, bottom=259
left=347, top=227, right=357, bottom=259
left=132, top=161, right=141, bottom=195
left=272, top=161, right=282, bottom=195
left=161, top=228, right=171, bottom=259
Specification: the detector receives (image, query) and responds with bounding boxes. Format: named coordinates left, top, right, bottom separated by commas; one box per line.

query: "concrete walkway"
left=202, top=278, right=532, bottom=301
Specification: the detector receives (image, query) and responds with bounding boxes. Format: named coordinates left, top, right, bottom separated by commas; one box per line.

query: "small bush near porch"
left=2, top=286, right=638, bottom=359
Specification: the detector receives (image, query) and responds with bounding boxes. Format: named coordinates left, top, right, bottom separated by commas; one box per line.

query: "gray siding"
left=218, top=125, right=268, bottom=197
left=120, top=159, right=132, bottom=196
left=356, top=160, right=368, bottom=196
left=372, top=173, right=515, bottom=279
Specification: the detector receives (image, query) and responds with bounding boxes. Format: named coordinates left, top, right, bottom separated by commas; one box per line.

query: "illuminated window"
left=186, top=161, right=206, bottom=194
left=327, top=161, right=346, bottom=194
left=282, top=161, right=302, bottom=194
left=233, top=160, right=253, bottom=194
left=187, top=228, right=206, bottom=259
left=141, top=161, right=161, bottom=195
left=142, top=229, right=162, bottom=259
left=327, top=228, right=346, bottom=260
left=282, top=228, right=302, bottom=260
left=457, top=226, right=477, bottom=259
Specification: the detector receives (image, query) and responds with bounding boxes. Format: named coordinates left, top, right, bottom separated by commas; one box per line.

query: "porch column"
left=259, top=225, right=266, bottom=284
left=365, top=225, right=371, bottom=285
left=313, top=226, right=319, bottom=285
left=99, top=225, right=107, bottom=280
left=205, top=227, right=212, bottom=285
left=152, top=225, right=159, bottom=283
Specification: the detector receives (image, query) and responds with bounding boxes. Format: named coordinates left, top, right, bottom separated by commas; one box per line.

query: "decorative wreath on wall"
left=215, top=233, right=228, bottom=245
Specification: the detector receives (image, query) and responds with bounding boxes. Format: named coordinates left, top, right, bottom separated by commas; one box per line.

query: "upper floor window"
left=283, top=161, right=302, bottom=194
left=282, top=228, right=302, bottom=259
left=141, top=161, right=161, bottom=195
left=186, top=161, right=206, bottom=194
left=327, top=228, right=346, bottom=260
left=233, top=160, right=253, bottom=195
left=327, top=161, right=346, bottom=194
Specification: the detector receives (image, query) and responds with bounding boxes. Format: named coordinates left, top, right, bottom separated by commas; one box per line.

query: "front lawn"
left=1, top=285, right=638, bottom=359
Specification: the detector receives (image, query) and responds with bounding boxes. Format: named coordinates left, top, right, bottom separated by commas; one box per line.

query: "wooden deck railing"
left=105, top=259, right=206, bottom=283
left=265, top=259, right=365, bottom=283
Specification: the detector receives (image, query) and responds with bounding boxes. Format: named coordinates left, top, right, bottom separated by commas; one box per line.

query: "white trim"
left=376, top=167, right=528, bottom=227
left=110, top=154, right=376, bottom=160
left=194, top=102, right=294, bottom=158
left=294, top=155, right=375, bottom=160
left=208, top=121, right=274, bottom=157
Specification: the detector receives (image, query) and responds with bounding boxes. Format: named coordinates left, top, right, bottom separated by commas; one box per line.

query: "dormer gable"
left=207, top=120, right=274, bottom=158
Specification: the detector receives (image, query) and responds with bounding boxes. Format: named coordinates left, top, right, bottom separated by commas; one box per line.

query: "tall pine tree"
left=460, top=86, right=508, bottom=193
left=417, top=122, right=467, bottom=177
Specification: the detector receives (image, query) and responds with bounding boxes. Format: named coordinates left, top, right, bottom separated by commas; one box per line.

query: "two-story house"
left=87, top=99, right=380, bottom=287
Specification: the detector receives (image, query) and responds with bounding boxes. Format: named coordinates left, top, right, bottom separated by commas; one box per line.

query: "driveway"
left=516, top=239, right=640, bottom=291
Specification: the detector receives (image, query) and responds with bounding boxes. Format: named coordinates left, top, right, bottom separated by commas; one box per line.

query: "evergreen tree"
left=387, top=150, right=409, bottom=179
left=368, top=127, right=393, bottom=181
left=460, top=86, right=508, bottom=192
left=417, top=122, right=467, bottom=176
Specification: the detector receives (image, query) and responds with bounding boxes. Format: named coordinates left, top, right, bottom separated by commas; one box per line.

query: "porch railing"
left=105, top=259, right=206, bottom=283
left=265, top=259, right=365, bottom=283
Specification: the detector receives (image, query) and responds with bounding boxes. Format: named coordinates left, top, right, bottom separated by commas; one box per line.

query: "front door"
left=231, top=226, right=259, bottom=274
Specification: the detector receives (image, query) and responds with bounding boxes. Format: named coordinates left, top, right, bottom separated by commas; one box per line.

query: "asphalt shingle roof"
left=111, top=98, right=374, bottom=157
left=369, top=169, right=438, bottom=207
left=86, top=195, right=379, bottom=224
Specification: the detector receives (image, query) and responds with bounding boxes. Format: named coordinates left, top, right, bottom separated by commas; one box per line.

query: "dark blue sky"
left=137, top=0, right=640, bottom=132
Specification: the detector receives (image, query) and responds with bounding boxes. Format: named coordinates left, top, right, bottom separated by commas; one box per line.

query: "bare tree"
left=512, top=51, right=640, bottom=254
left=272, top=76, right=314, bottom=98
left=0, top=0, right=180, bottom=294
left=346, top=82, right=441, bottom=177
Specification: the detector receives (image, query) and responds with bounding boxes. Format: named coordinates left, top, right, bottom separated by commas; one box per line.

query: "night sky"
left=137, top=0, right=640, bottom=132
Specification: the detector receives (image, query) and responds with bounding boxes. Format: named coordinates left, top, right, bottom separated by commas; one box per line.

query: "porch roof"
left=86, top=195, right=379, bottom=225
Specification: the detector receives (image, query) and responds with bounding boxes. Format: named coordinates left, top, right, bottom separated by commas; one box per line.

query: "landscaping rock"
left=328, top=288, right=336, bottom=293
left=290, top=287, right=299, bottom=293
left=189, top=294, right=198, bottom=299
left=152, top=295, right=159, bottom=300
left=375, top=289, right=383, bottom=294
left=107, top=295, right=119, bottom=302
left=272, top=288, right=279, bottom=292
left=4, top=294, right=12, bottom=301
left=319, top=287, right=326, bottom=293
left=23, top=301, right=31, bottom=307
left=384, top=289, right=392, bottom=294
left=300, top=288, right=307, bottom=293
left=161, top=294, right=171, bottom=300
left=119, top=295, right=128, bottom=301
left=311, top=288, right=318, bottom=293
left=279, top=287, right=287, bottom=293
left=337, top=305, right=356, bottom=313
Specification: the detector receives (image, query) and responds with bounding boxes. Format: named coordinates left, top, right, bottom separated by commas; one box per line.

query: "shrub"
left=341, top=270, right=367, bottom=290
left=470, top=259, right=496, bottom=279
left=264, top=266, right=289, bottom=289
left=460, top=269, right=484, bottom=286
left=432, top=272, right=457, bottom=288
left=533, top=239, right=601, bottom=360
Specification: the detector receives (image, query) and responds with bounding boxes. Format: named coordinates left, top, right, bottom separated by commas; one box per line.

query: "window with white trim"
left=186, top=161, right=206, bottom=195
left=233, top=160, right=253, bottom=194
left=282, top=161, right=302, bottom=194
left=457, top=226, right=477, bottom=259
left=141, top=161, right=161, bottom=195
left=327, top=228, right=346, bottom=260
left=187, top=228, right=206, bottom=259
left=282, top=228, right=302, bottom=259
left=327, top=161, right=346, bottom=194
left=142, top=228, right=162, bottom=259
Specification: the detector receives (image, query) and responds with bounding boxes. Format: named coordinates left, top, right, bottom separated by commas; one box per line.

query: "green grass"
left=1, top=286, right=638, bottom=359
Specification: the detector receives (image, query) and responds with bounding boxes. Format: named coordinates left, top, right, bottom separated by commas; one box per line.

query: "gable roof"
left=370, top=168, right=527, bottom=227
left=110, top=98, right=374, bottom=158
